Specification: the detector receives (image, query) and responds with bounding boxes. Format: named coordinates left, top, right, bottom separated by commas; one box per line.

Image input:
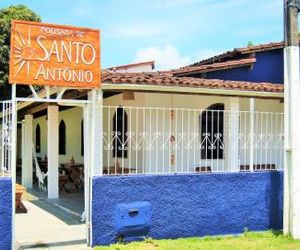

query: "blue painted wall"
left=92, top=171, right=283, bottom=246
left=0, top=177, right=12, bottom=250
left=202, top=50, right=284, bottom=84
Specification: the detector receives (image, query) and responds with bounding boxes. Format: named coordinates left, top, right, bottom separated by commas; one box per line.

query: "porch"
left=1, top=90, right=284, bottom=193
left=15, top=193, right=87, bottom=249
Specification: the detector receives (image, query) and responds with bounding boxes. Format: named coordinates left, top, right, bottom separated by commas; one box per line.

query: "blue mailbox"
left=114, top=201, right=152, bottom=239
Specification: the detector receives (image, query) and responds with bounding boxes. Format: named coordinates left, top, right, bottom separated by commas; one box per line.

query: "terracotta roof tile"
left=102, top=71, right=283, bottom=93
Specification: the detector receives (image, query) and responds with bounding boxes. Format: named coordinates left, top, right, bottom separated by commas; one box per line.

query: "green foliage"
left=95, top=231, right=300, bottom=250
left=0, top=5, right=41, bottom=99
left=247, top=41, right=254, bottom=47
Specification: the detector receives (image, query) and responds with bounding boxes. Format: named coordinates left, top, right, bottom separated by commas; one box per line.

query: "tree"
left=0, top=5, right=41, bottom=100
left=247, top=41, right=254, bottom=47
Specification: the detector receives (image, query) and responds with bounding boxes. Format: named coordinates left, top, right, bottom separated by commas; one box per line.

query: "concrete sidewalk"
left=15, top=201, right=90, bottom=250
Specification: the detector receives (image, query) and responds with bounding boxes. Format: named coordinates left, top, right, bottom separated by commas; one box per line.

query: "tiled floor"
left=15, top=188, right=90, bottom=249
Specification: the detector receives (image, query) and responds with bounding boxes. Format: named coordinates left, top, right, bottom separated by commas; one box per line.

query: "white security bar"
left=102, top=106, right=284, bottom=175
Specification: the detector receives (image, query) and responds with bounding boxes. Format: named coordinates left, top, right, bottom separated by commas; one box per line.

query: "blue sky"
left=1, top=0, right=283, bottom=69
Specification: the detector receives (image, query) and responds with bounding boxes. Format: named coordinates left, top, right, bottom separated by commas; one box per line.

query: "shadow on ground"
left=17, top=239, right=87, bottom=249
left=26, top=187, right=84, bottom=225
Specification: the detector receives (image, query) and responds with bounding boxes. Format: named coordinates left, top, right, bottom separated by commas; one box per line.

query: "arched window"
left=35, top=124, right=41, bottom=153
left=81, top=120, right=84, bottom=156
left=59, top=120, right=66, bottom=155
left=200, top=103, right=224, bottom=159
left=113, top=107, right=128, bottom=158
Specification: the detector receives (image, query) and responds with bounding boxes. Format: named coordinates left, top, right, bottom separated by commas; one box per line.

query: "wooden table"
left=15, top=184, right=27, bottom=213
left=60, top=163, right=84, bottom=192
left=195, top=166, right=212, bottom=173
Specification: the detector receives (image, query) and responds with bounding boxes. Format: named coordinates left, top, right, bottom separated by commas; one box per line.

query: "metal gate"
left=0, top=101, right=13, bottom=176
left=0, top=100, right=15, bottom=249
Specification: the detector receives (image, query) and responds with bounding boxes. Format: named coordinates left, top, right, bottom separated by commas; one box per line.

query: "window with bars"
left=200, top=103, right=224, bottom=159
left=59, top=120, right=66, bottom=155
left=81, top=120, right=84, bottom=156
left=113, top=107, right=128, bottom=158
left=36, top=124, right=41, bottom=153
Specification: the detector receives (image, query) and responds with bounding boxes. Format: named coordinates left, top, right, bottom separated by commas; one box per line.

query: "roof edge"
left=107, top=61, right=155, bottom=71
left=186, top=41, right=285, bottom=68
left=102, top=82, right=283, bottom=99
left=173, top=58, right=256, bottom=76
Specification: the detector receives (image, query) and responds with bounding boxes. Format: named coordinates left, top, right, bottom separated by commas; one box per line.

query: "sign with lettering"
left=9, top=20, right=101, bottom=88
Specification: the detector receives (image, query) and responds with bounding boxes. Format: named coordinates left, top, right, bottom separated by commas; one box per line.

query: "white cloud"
left=133, top=45, right=191, bottom=70
left=133, top=46, right=226, bottom=70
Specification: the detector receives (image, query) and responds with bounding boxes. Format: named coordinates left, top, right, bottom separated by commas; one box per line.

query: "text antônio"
left=34, top=29, right=96, bottom=83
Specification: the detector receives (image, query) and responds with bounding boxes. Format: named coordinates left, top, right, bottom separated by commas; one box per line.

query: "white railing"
left=0, top=101, right=12, bottom=177
left=102, top=106, right=284, bottom=175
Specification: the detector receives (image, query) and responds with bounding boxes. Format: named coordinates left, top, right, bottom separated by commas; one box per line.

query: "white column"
left=21, top=120, right=25, bottom=181
left=83, top=103, right=91, bottom=246
left=11, top=84, right=17, bottom=250
left=226, top=97, right=240, bottom=171
left=284, top=46, right=300, bottom=238
left=87, top=90, right=103, bottom=176
left=47, top=105, right=59, bottom=199
left=85, top=90, right=102, bottom=246
left=21, top=115, right=33, bottom=188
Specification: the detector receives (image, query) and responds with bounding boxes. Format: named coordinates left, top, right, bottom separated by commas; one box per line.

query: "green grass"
left=94, top=231, right=300, bottom=250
